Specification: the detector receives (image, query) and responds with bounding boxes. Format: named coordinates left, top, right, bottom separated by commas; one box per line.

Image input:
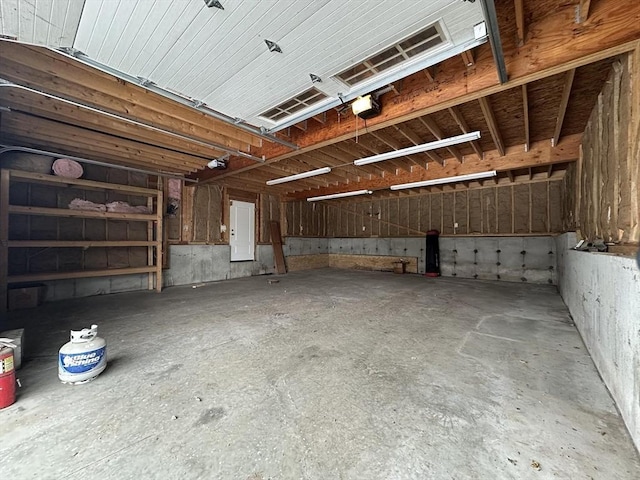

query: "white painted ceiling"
left=0, top=0, right=485, bottom=130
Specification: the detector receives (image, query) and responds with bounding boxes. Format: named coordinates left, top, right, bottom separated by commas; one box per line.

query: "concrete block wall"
left=284, top=236, right=556, bottom=284
left=555, top=232, right=640, bottom=449
left=440, top=236, right=556, bottom=284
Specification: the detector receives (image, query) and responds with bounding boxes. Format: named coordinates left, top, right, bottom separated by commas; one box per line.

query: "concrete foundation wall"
left=37, top=244, right=275, bottom=301
left=440, top=236, right=556, bottom=284
left=164, top=244, right=275, bottom=287
left=556, top=232, right=640, bottom=449
left=284, top=236, right=556, bottom=284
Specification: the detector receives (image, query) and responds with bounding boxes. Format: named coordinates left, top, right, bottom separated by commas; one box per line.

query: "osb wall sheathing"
left=577, top=51, right=640, bottom=244
left=6, top=156, right=153, bottom=277
left=284, top=181, right=564, bottom=238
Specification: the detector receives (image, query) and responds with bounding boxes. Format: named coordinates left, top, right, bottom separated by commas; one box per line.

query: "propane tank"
left=0, top=340, right=17, bottom=409
left=58, top=325, right=107, bottom=384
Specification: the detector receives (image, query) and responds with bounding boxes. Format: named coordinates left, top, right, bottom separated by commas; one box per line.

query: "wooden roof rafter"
left=416, top=116, right=464, bottom=162
left=391, top=124, right=440, bottom=165
left=478, top=96, right=506, bottom=156
left=552, top=69, right=576, bottom=146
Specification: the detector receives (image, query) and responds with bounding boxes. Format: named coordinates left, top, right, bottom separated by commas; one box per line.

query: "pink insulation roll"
left=52, top=159, right=84, bottom=179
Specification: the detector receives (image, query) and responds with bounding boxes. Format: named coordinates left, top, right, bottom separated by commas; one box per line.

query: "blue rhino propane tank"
left=58, top=324, right=107, bottom=384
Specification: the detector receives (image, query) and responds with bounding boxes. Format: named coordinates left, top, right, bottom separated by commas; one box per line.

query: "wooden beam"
left=423, top=67, right=436, bottom=82
left=417, top=116, right=464, bottom=162
left=461, top=50, right=475, bottom=67
left=292, top=120, right=307, bottom=132
left=522, top=84, right=530, bottom=152
left=553, top=69, right=576, bottom=147
left=578, top=0, right=592, bottom=23
left=0, top=42, right=262, bottom=150
left=367, top=131, right=421, bottom=170
left=447, top=106, right=484, bottom=159
left=392, top=124, right=441, bottom=165
left=0, top=87, right=229, bottom=158
left=2, top=112, right=206, bottom=172
left=515, top=0, right=526, bottom=47
left=478, top=96, right=505, bottom=156
left=285, top=134, right=581, bottom=200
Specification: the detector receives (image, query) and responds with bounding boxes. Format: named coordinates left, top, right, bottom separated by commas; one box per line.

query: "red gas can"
left=0, top=345, right=16, bottom=409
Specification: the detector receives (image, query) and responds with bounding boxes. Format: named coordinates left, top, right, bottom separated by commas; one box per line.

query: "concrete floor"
left=1, top=269, right=639, bottom=479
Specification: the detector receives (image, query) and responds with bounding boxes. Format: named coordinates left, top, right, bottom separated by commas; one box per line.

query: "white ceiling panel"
left=0, top=0, right=84, bottom=47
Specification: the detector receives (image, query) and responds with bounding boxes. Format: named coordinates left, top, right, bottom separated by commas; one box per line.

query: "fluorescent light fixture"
left=390, top=170, right=497, bottom=191
left=354, top=131, right=481, bottom=166
left=307, top=189, right=372, bottom=202
left=266, top=167, right=331, bottom=185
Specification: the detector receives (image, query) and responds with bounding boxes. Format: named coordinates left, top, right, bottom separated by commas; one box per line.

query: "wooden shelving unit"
left=0, top=169, right=163, bottom=311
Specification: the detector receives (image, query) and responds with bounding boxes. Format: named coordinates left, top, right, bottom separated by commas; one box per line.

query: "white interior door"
left=230, top=200, right=255, bottom=261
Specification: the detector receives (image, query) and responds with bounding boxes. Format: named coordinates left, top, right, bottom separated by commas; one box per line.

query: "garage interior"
left=0, top=0, right=639, bottom=478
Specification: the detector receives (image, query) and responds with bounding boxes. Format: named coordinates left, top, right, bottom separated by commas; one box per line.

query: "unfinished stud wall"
left=577, top=52, right=640, bottom=244
left=285, top=181, right=564, bottom=238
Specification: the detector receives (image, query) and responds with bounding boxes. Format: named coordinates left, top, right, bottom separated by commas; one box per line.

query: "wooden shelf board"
left=8, top=205, right=156, bottom=221
left=7, top=240, right=160, bottom=248
left=7, top=169, right=160, bottom=196
left=8, top=266, right=157, bottom=283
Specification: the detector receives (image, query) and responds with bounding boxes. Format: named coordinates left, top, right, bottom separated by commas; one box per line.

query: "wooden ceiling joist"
left=461, top=50, right=475, bottom=67
left=285, top=135, right=581, bottom=200
left=391, top=124, right=440, bottom=165
left=416, top=116, right=464, bottom=162
left=552, top=69, right=576, bottom=146
left=447, top=106, right=484, bottom=159
left=514, top=0, right=525, bottom=47
left=478, top=96, right=506, bottom=156
left=368, top=130, right=423, bottom=170
left=522, top=84, right=530, bottom=152
left=578, top=0, right=592, bottom=23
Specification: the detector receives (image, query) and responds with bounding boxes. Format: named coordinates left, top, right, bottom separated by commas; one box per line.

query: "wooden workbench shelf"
left=0, top=168, right=164, bottom=311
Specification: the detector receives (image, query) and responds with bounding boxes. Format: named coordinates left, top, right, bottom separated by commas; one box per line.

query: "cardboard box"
left=8, top=285, right=44, bottom=311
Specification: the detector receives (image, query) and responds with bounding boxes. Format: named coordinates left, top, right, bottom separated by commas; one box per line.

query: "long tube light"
left=307, top=189, right=372, bottom=202
left=354, top=131, right=481, bottom=166
left=390, top=170, right=497, bottom=190
left=266, top=167, right=331, bottom=185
